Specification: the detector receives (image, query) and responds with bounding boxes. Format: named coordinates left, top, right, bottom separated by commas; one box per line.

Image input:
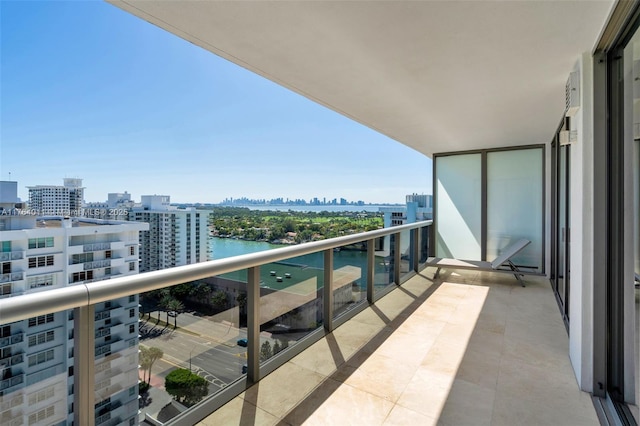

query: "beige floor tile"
left=504, top=320, right=568, bottom=354
left=197, top=397, right=280, bottom=426
left=474, top=311, right=507, bottom=334
left=438, top=378, right=495, bottom=426
left=491, top=393, right=600, bottom=426
left=374, top=328, right=441, bottom=366
left=495, top=356, right=591, bottom=412
left=349, top=306, right=393, bottom=329
left=383, top=404, right=438, bottom=426
left=331, top=319, right=386, bottom=356
left=342, top=352, right=417, bottom=402
left=241, top=363, right=326, bottom=419
left=289, top=336, right=345, bottom=377
left=455, top=347, right=501, bottom=391
left=420, top=338, right=467, bottom=376
left=411, top=300, right=457, bottom=322
left=286, top=381, right=395, bottom=426
left=434, top=322, right=478, bottom=349
left=374, top=289, right=422, bottom=320
left=500, top=338, right=572, bottom=374
left=436, top=282, right=471, bottom=298
left=395, top=369, right=453, bottom=419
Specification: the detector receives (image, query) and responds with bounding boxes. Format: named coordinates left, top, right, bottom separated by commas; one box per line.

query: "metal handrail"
left=0, top=220, right=431, bottom=325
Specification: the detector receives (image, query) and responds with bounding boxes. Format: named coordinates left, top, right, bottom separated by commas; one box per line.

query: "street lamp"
left=189, top=347, right=194, bottom=372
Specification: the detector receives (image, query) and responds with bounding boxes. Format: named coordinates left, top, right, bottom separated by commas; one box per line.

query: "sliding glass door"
left=551, top=138, right=570, bottom=323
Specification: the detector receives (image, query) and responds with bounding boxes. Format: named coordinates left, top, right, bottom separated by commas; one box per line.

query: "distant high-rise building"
left=0, top=181, right=147, bottom=426
left=27, top=178, right=85, bottom=216
left=129, top=195, right=209, bottom=272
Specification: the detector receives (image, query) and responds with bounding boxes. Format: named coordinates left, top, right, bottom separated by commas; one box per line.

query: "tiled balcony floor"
left=198, top=269, right=599, bottom=426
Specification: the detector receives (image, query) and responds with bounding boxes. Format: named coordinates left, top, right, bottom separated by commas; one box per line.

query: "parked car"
left=237, top=338, right=248, bottom=347
left=168, top=311, right=178, bottom=317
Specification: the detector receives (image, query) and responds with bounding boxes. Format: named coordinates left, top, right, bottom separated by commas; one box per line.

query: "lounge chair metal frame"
left=426, top=239, right=534, bottom=287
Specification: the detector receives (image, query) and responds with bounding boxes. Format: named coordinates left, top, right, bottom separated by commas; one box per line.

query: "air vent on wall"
left=565, top=71, right=580, bottom=117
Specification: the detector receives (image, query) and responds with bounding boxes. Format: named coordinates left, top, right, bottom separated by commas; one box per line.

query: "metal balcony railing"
left=0, top=251, right=24, bottom=261
left=0, top=220, right=432, bottom=426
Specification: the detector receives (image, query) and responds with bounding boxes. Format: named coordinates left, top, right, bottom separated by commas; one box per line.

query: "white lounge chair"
left=426, top=239, right=533, bottom=287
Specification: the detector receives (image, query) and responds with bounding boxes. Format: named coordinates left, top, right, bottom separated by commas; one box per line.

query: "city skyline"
left=0, top=2, right=432, bottom=205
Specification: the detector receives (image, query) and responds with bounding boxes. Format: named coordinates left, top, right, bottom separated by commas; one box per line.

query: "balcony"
left=0, top=251, right=24, bottom=261
left=0, top=273, right=23, bottom=284
left=198, top=270, right=597, bottom=425
left=0, top=220, right=601, bottom=426
left=0, top=332, right=24, bottom=348
left=0, top=374, right=24, bottom=392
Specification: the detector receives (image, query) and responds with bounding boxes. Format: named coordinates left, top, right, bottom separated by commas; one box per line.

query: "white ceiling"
left=109, top=1, right=614, bottom=158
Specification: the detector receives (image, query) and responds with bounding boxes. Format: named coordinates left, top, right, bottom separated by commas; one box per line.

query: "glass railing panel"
left=418, top=225, right=430, bottom=269
left=259, top=252, right=324, bottom=364
left=138, top=272, right=244, bottom=424
left=94, top=295, right=139, bottom=426
left=332, top=242, right=367, bottom=320
left=0, top=317, right=70, bottom=425
left=374, top=235, right=394, bottom=294
left=399, top=229, right=412, bottom=281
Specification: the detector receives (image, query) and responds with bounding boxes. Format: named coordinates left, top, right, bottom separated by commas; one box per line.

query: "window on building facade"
left=28, top=313, right=54, bottom=327
left=28, top=330, right=55, bottom=347
left=28, top=274, right=54, bottom=289
left=28, top=348, right=55, bottom=367
left=0, top=283, right=11, bottom=296
left=27, top=237, right=54, bottom=249
left=28, top=255, right=54, bottom=268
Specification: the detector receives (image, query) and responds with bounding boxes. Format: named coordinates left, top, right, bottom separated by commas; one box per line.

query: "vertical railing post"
left=74, top=305, right=95, bottom=426
left=367, top=238, right=375, bottom=303
left=323, top=249, right=334, bottom=332
left=412, top=228, right=419, bottom=273
left=247, top=266, right=260, bottom=383
left=394, top=232, right=401, bottom=285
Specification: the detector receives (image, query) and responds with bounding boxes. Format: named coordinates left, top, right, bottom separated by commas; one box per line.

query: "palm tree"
left=159, top=294, right=174, bottom=325
left=139, top=346, right=164, bottom=384
left=166, top=298, right=185, bottom=328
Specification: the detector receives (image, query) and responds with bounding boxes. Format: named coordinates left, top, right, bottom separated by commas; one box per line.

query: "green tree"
left=272, top=340, right=281, bottom=355
left=236, top=292, right=247, bottom=314
left=139, top=346, right=163, bottom=384
left=166, top=298, right=185, bottom=328
left=170, top=283, right=194, bottom=299
left=260, top=341, right=273, bottom=361
left=165, top=368, right=208, bottom=406
left=211, top=290, right=228, bottom=311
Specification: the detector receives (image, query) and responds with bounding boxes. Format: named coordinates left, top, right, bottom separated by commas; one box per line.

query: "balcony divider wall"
left=432, top=146, right=545, bottom=275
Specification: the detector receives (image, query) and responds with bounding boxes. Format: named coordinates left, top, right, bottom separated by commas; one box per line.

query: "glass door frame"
left=593, top=3, right=640, bottom=424
left=550, top=132, right=570, bottom=328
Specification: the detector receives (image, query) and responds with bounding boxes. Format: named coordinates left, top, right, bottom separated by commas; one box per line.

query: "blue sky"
left=0, top=1, right=432, bottom=204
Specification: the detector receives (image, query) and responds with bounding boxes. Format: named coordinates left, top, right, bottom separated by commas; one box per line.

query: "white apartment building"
left=380, top=194, right=433, bottom=228
left=0, top=181, right=148, bottom=426
left=27, top=179, right=85, bottom=216
left=129, top=195, right=209, bottom=272
left=84, top=192, right=135, bottom=221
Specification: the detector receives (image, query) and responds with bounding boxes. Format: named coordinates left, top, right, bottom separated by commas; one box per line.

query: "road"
left=139, top=316, right=246, bottom=386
